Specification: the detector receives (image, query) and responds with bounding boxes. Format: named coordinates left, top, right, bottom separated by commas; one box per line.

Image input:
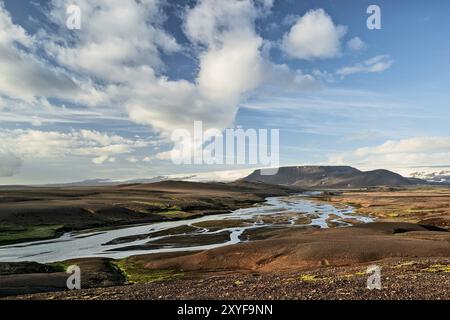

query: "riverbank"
left=0, top=181, right=298, bottom=246
left=319, top=186, right=450, bottom=228
left=2, top=219, right=449, bottom=299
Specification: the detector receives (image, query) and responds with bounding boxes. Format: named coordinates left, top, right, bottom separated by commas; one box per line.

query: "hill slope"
left=241, top=166, right=418, bottom=188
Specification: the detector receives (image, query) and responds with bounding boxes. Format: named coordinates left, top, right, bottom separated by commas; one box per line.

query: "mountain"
left=241, top=166, right=421, bottom=188
left=408, top=170, right=450, bottom=184
left=37, top=176, right=171, bottom=187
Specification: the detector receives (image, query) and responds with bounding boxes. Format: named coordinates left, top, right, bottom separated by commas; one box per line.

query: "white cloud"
left=312, top=69, right=336, bottom=83
left=0, top=0, right=320, bottom=142
left=0, top=5, right=75, bottom=102
left=126, top=156, right=139, bottom=163
left=45, top=0, right=181, bottom=82
left=337, top=55, right=393, bottom=76
left=264, top=63, right=320, bottom=90
left=124, top=0, right=317, bottom=138
left=0, top=150, right=22, bottom=177
left=282, top=9, right=347, bottom=60
left=92, top=155, right=109, bottom=165
left=347, top=37, right=365, bottom=51
left=0, top=0, right=331, bottom=182
left=143, top=0, right=267, bottom=133
left=328, top=137, right=450, bottom=169
left=0, top=129, right=151, bottom=168
left=42, top=0, right=297, bottom=139
left=0, top=3, right=105, bottom=106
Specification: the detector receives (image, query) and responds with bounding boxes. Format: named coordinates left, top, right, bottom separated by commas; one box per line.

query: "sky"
left=0, top=0, right=449, bottom=184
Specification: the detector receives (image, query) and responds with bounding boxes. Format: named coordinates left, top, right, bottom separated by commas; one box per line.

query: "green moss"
left=421, top=264, right=450, bottom=273
left=47, top=261, right=72, bottom=272
left=0, top=225, right=64, bottom=245
left=131, top=201, right=168, bottom=209
left=337, top=274, right=355, bottom=279
left=157, top=211, right=193, bottom=219
left=298, top=274, right=321, bottom=282
left=387, top=212, right=400, bottom=217
left=113, top=259, right=183, bottom=284
left=405, top=209, right=436, bottom=213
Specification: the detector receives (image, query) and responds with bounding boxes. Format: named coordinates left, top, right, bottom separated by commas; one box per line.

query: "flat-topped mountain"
left=241, top=166, right=420, bottom=188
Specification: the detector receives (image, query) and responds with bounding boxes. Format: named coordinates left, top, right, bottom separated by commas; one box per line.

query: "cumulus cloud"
left=42, top=0, right=313, bottom=140
left=92, top=155, right=109, bottom=165
left=336, top=55, right=393, bottom=76
left=126, top=0, right=268, bottom=134
left=126, top=156, right=139, bottom=163
left=0, top=129, right=151, bottom=167
left=123, top=0, right=317, bottom=140
left=328, top=137, right=450, bottom=168
left=0, top=4, right=75, bottom=102
left=282, top=9, right=347, bottom=60
left=0, top=0, right=335, bottom=177
left=0, top=0, right=321, bottom=141
left=347, top=37, right=365, bottom=51
left=45, top=0, right=181, bottom=81
left=0, top=3, right=104, bottom=105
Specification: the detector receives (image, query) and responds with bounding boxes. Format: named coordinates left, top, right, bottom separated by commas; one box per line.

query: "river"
left=0, top=194, right=373, bottom=263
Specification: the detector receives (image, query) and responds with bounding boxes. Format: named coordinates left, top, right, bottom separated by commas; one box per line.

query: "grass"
left=421, top=264, right=450, bottom=273
left=0, top=225, right=64, bottom=245
left=47, top=261, right=72, bottom=272
left=156, top=211, right=195, bottom=219
left=387, top=212, right=400, bottom=218
left=131, top=201, right=168, bottom=209
left=298, top=274, right=321, bottom=282
left=298, top=271, right=366, bottom=282
left=234, top=280, right=244, bottom=286
left=113, top=259, right=184, bottom=284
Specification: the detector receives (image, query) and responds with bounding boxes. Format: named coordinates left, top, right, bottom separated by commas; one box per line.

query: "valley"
left=0, top=167, right=449, bottom=299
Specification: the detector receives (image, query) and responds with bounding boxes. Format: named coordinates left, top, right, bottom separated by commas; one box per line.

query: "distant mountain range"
left=34, top=176, right=172, bottom=187
left=408, top=170, right=450, bottom=184
left=241, top=166, right=424, bottom=188
left=4, top=166, right=448, bottom=189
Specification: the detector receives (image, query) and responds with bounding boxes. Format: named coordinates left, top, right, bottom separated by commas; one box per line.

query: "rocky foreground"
left=6, top=257, right=449, bottom=300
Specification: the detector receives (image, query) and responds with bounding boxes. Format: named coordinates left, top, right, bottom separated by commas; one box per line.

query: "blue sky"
left=0, top=0, right=449, bottom=184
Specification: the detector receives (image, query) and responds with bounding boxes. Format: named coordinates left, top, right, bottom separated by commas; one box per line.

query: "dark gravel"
left=6, top=257, right=449, bottom=300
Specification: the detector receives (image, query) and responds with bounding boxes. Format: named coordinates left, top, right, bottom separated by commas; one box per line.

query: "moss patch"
left=421, top=264, right=450, bottom=273
left=156, top=211, right=195, bottom=219
left=0, top=225, right=64, bottom=245
left=298, top=274, right=322, bottom=282
left=47, top=261, right=72, bottom=272
left=113, top=259, right=183, bottom=284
